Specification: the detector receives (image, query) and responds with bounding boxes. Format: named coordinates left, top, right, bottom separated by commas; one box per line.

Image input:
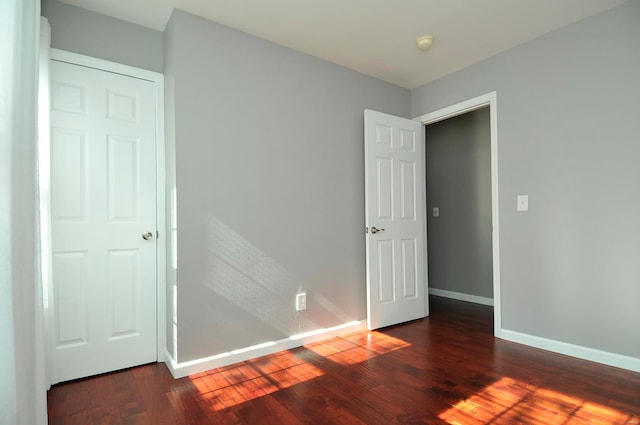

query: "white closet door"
left=50, top=60, right=157, bottom=382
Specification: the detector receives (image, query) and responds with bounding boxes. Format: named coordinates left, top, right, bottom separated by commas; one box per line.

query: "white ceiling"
left=58, top=0, right=627, bottom=89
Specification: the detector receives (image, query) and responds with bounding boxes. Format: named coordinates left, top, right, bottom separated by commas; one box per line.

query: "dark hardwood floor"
left=47, top=296, right=640, bottom=424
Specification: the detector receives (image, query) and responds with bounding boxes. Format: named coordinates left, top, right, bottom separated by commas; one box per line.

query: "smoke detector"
left=416, top=35, right=434, bottom=51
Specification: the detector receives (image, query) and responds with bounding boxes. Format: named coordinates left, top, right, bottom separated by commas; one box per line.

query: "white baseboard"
left=501, top=329, right=640, bottom=373
left=164, top=320, right=367, bottom=379
left=429, top=288, right=494, bottom=306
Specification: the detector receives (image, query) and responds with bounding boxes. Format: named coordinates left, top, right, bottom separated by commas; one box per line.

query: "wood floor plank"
left=133, top=365, right=184, bottom=424
left=46, top=380, right=67, bottom=424
left=48, top=296, right=640, bottom=424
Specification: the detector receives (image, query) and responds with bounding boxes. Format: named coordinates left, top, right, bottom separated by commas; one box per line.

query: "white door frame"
left=44, top=49, right=167, bottom=383
left=414, top=92, right=502, bottom=338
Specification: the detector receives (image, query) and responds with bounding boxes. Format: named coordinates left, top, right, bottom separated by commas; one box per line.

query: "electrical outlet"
left=296, top=292, right=307, bottom=311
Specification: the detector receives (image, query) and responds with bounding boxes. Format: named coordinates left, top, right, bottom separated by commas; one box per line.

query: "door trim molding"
left=51, top=49, right=162, bottom=84
left=47, top=49, right=167, bottom=378
left=414, top=92, right=502, bottom=338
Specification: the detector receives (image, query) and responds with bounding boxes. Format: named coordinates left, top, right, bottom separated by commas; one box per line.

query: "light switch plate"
left=517, top=195, right=529, bottom=211
left=433, top=207, right=439, bottom=217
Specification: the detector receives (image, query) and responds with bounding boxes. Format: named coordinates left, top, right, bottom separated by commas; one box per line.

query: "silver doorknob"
left=142, top=231, right=153, bottom=240
left=371, top=226, right=385, bottom=234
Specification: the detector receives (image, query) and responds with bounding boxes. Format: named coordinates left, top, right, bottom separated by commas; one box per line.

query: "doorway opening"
left=415, top=92, right=501, bottom=337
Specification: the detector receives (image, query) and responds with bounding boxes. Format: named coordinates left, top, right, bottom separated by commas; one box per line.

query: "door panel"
left=376, top=157, right=393, bottom=219
left=376, top=239, right=395, bottom=303
left=106, top=249, right=138, bottom=338
left=365, top=109, right=427, bottom=330
left=50, top=60, right=157, bottom=382
left=51, top=128, right=87, bottom=220
left=401, top=238, right=418, bottom=299
left=400, top=160, right=416, bottom=220
left=53, top=251, right=89, bottom=347
left=107, top=134, right=139, bottom=221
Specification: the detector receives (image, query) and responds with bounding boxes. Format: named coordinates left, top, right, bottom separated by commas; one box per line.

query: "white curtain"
left=0, top=0, right=19, bottom=419
left=0, top=0, right=48, bottom=423
left=39, top=16, right=55, bottom=391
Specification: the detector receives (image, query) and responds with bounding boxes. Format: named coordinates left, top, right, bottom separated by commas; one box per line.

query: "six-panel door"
left=365, top=109, right=427, bottom=330
left=50, top=60, right=157, bottom=382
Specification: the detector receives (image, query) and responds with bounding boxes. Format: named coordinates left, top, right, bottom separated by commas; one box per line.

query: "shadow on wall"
left=203, top=215, right=357, bottom=341
left=205, top=214, right=316, bottom=334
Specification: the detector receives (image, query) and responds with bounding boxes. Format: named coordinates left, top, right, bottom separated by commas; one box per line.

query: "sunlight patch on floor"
left=305, top=331, right=411, bottom=366
left=189, top=330, right=412, bottom=411
left=439, top=376, right=639, bottom=425
left=190, top=350, right=324, bottom=410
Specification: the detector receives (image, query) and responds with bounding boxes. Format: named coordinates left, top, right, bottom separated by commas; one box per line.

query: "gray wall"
left=426, top=108, right=492, bottom=299
left=41, top=0, right=163, bottom=72
left=166, top=10, right=410, bottom=362
left=413, top=0, right=640, bottom=359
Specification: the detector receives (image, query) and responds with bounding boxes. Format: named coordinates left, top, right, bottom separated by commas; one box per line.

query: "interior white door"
left=365, top=109, right=427, bottom=330
left=50, top=60, right=157, bottom=382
